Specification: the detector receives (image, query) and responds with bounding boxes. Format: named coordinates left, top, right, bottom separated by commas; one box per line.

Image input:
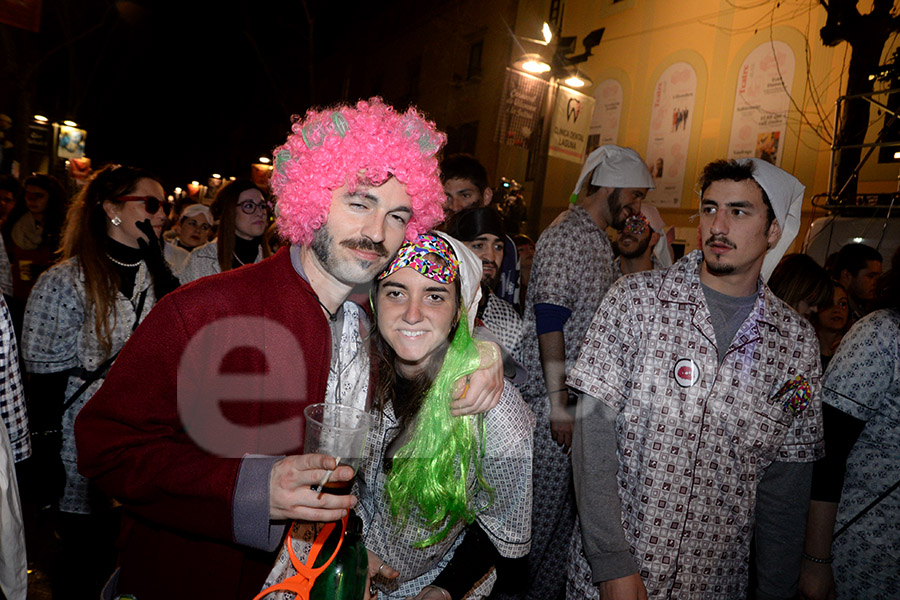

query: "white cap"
left=572, top=145, right=656, bottom=197
left=434, top=231, right=482, bottom=333
left=740, top=158, right=805, bottom=281
left=640, top=204, right=673, bottom=268
left=180, top=203, right=214, bottom=225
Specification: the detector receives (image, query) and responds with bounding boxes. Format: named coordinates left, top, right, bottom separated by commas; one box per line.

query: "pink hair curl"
left=271, top=97, right=447, bottom=245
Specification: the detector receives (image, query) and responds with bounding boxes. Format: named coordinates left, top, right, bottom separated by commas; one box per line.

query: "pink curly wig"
left=271, top=98, right=448, bottom=245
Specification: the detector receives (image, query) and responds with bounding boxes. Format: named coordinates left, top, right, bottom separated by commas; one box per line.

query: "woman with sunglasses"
left=262, top=233, right=533, bottom=600
left=20, top=164, right=179, bottom=599
left=180, top=179, right=270, bottom=283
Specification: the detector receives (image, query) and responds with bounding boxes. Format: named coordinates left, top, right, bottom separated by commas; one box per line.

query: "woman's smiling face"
left=376, top=264, right=459, bottom=378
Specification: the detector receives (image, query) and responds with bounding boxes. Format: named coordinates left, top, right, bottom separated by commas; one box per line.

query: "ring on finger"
left=378, top=562, right=386, bottom=574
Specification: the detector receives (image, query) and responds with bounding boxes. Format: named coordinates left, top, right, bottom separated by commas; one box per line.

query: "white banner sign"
left=645, top=62, right=697, bottom=207
left=727, top=41, right=795, bottom=165
left=587, top=78, right=623, bottom=153
left=549, top=85, right=594, bottom=164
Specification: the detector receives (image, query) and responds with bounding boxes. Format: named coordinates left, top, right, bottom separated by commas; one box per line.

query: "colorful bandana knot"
left=379, top=234, right=459, bottom=284
left=776, top=375, right=812, bottom=415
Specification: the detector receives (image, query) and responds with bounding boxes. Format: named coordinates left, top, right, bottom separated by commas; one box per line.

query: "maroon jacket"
left=75, top=247, right=332, bottom=598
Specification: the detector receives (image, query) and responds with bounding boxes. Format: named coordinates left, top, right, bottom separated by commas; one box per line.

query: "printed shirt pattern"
left=22, top=258, right=154, bottom=514
left=519, top=204, right=617, bottom=403
left=0, top=296, right=28, bottom=462
left=821, top=309, right=900, bottom=596
left=481, top=293, right=524, bottom=362
left=567, top=250, right=824, bottom=598
left=179, top=240, right=264, bottom=284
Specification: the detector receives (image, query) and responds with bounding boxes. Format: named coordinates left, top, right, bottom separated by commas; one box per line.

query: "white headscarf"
left=573, top=145, right=656, bottom=197
left=180, top=203, right=214, bottom=225
left=640, top=204, right=673, bottom=268
left=434, top=231, right=482, bottom=333
left=739, top=158, right=805, bottom=281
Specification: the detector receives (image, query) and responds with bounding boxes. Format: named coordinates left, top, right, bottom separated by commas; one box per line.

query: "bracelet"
left=425, top=586, right=451, bottom=600
left=801, top=551, right=833, bottom=564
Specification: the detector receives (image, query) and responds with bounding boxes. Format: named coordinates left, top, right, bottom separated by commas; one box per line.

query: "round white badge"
left=673, top=358, right=699, bottom=388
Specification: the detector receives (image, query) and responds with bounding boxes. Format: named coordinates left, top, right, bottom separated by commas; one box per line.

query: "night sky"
left=11, top=0, right=390, bottom=190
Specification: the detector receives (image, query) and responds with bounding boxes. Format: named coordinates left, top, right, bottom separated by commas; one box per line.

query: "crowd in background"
left=0, top=97, right=896, bottom=600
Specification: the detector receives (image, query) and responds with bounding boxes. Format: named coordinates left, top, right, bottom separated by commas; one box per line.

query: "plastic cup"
left=303, top=403, right=373, bottom=494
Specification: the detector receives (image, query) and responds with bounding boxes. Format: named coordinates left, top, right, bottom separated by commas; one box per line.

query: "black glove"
left=135, top=219, right=180, bottom=300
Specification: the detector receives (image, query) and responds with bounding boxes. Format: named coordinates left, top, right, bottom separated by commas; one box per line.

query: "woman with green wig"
left=259, top=232, right=533, bottom=600
left=359, top=232, right=534, bottom=600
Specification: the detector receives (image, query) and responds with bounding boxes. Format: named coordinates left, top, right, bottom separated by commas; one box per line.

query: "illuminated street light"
left=515, top=53, right=552, bottom=74
left=258, top=156, right=271, bottom=164
left=63, top=120, right=78, bottom=127
left=563, top=70, right=592, bottom=88
left=33, top=115, right=49, bottom=123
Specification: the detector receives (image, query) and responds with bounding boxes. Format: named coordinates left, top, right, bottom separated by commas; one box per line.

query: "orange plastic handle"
left=253, top=511, right=349, bottom=600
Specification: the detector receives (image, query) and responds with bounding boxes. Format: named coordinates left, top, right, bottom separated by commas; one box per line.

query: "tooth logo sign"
left=673, top=358, right=699, bottom=388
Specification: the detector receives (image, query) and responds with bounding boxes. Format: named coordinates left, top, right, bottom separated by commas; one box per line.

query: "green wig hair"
left=384, top=305, right=494, bottom=547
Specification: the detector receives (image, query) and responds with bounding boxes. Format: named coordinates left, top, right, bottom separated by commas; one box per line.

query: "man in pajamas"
left=512, top=145, right=654, bottom=600
left=568, top=158, right=823, bottom=599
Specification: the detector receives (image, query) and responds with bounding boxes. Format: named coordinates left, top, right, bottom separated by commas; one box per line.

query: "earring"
left=111, top=216, right=122, bottom=227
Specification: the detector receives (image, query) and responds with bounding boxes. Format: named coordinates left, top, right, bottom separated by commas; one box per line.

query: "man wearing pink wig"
left=75, top=98, right=502, bottom=599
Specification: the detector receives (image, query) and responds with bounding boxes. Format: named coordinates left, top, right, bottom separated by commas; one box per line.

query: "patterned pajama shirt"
left=22, top=259, right=154, bottom=514
left=481, top=292, right=524, bottom=362
left=820, top=310, right=900, bottom=598
left=567, top=251, right=824, bottom=598
left=514, top=204, right=618, bottom=599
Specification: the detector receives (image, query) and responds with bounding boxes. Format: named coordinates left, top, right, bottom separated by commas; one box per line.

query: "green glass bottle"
left=310, top=512, right=369, bottom=600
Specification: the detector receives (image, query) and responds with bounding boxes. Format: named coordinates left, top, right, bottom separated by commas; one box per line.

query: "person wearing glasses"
left=163, top=203, right=214, bottom=277
left=20, top=164, right=179, bottom=599
left=180, top=179, right=270, bottom=283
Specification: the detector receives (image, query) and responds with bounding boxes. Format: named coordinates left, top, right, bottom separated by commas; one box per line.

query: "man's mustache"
left=704, top=235, right=735, bottom=249
left=341, top=238, right=388, bottom=257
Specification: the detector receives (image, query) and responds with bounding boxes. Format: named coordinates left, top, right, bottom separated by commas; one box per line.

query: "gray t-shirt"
left=701, top=282, right=757, bottom=364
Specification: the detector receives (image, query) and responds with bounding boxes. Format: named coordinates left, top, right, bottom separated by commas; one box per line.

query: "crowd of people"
left=0, top=96, right=895, bottom=600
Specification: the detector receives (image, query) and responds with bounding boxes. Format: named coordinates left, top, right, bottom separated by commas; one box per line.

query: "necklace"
left=131, top=262, right=146, bottom=304
left=107, top=254, right=141, bottom=268
left=315, top=296, right=339, bottom=322
left=232, top=252, right=245, bottom=266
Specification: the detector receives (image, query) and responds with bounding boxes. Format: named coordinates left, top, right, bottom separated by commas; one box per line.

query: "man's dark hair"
left=697, top=159, right=775, bottom=228
left=828, top=242, right=883, bottom=279
left=439, top=153, right=489, bottom=191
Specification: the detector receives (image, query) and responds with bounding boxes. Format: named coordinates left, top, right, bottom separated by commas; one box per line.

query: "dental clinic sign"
left=549, top=85, right=594, bottom=164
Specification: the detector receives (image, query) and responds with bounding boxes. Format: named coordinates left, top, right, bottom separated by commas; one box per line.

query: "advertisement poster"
left=727, top=41, right=795, bottom=165
left=644, top=62, right=697, bottom=207
left=495, top=68, right=548, bottom=147
left=587, top=78, right=623, bottom=155
left=57, top=125, right=86, bottom=159
left=548, top=85, right=594, bottom=164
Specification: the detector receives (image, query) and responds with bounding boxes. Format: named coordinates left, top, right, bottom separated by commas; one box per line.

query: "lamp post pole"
left=527, top=76, right=558, bottom=240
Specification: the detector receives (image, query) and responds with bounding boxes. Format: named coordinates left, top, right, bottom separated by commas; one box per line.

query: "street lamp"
left=514, top=26, right=605, bottom=238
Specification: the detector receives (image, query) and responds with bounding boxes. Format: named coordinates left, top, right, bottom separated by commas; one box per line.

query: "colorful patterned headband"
left=379, top=234, right=459, bottom=284
left=623, top=212, right=650, bottom=236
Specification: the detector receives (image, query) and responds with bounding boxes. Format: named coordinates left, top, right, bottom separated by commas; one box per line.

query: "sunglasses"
left=117, top=196, right=173, bottom=214
left=239, top=200, right=272, bottom=215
